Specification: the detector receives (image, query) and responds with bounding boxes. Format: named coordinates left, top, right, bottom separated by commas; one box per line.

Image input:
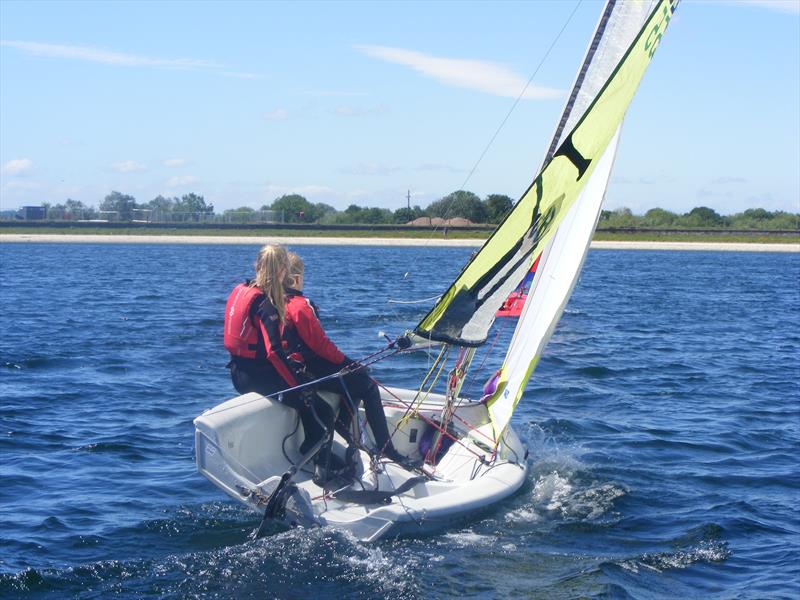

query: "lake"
left=1, top=242, right=798, bottom=599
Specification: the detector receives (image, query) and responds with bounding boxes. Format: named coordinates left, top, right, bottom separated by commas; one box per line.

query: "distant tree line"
left=17, top=190, right=800, bottom=230
left=599, top=206, right=799, bottom=230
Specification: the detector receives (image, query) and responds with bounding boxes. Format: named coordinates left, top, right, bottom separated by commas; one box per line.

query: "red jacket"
left=284, top=291, right=345, bottom=366
left=223, top=283, right=298, bottom=386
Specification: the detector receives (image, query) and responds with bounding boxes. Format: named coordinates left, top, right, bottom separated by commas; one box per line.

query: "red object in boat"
left=496, top=291, right=527, bottom=317
left=496, top=255, right=540, bottom=318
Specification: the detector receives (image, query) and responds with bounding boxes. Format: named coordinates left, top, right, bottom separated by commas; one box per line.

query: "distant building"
left=20, top=206, right=46, bottom=220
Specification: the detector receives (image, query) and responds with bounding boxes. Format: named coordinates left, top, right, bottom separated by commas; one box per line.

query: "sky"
left=1, top=0, right=798, bottom=216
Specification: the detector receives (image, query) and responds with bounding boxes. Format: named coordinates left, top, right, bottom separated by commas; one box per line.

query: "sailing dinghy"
left=496, top=256, right=540, bottom=318
left=194, top=0, right=678, bottom=542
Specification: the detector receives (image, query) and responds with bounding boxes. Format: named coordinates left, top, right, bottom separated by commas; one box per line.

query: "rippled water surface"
left=1, top=243, right=798, bottom=599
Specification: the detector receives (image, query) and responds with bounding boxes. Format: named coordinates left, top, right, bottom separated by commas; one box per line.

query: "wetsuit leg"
left=303, top=357, right=403, bottom=458
left=230, top=361, right=333, bottom=454
left=342, top=370, right=394, bottom=453
left=280, top=392, right=334, bottom=455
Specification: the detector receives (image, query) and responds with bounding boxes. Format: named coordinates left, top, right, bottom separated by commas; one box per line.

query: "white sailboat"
left=194, top=0, right=678, bottom=542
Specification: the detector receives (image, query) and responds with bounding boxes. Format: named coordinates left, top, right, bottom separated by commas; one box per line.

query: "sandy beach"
left=0, top=233, right=797, bottom=252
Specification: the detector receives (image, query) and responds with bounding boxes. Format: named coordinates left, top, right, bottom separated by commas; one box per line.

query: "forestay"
left=486, top=0, right=678, bottom=435
left=413, top=0, right=677, bottom=349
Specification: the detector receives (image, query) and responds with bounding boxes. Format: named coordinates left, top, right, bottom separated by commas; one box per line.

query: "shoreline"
left=0, top=233, right=798, bottom=252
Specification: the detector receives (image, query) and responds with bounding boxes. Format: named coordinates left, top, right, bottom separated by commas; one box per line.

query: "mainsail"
left=413, top=0, right=677, bottom=349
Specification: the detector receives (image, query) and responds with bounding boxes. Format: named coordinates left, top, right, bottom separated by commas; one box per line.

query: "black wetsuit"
left=283, top=289, right=396, bottom=455
left=228, top=296, right=333, bottom=454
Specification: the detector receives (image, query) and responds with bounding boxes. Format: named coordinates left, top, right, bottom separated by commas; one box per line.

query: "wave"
left=613, top=539, right=730, bottom=575
left=0, top=527, right=420, bottom=600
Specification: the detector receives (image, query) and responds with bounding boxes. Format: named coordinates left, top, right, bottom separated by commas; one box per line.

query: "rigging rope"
left=388, top=0, right=584, bottom=311
left=436, top=0, right=584, bottom=226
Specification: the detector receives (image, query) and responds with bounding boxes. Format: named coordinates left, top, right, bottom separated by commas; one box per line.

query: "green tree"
left=47, top=199, right=96, bottom=220
left=314, top=202, right=337, bottom=220
left=642, top=207, right=678, bottom=227
left=174, top=193, right=213, bottom=221
left=147, top=195, right=176, bottom=211
left=332, top=204, right=393, bottom=224
left=680, top=206, right=725, bottom=227
left=361, top=207, right=393, bottom=224
left=144, top=195, right=176, bottom=221
left=765, top=211, right=800, bottom=230
left=266, top=194, right=319, bottom=223
left=223, top=206, right=256, bottom=223
left=601, top=207, right=640, bottom=228
left=100, top=191, right=137, bottom=221
left=393, top=205, right=425, bottom=224
left=483, top=194, right=514, bottom=224
left=741, top=208, right=773, bottom=221
left=426, top=190, right=487, bottom=223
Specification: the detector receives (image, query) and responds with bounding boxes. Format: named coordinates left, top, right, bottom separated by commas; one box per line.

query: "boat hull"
left=194, top=387, right=528, bottom=542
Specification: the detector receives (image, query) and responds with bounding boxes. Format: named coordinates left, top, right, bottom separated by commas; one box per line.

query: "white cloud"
left=356, top=44, right=562, bottom=99
left=112, top=160, right=146, bottom=173
left=339, top=163, right=402, bottom=176
left=0, top=40, right=261, bottom=78
left=164, top=158, right=187, bottom=167
left=265, top=108, right=289, bottom=120
left=2, top=158, right=33, bottom=176
left=1, top=40, right=219, bottom=69
left=166, top=175, right=198, bottom=188
left=417, top=163, right=465, bottom=174
left=731, top=0, right=800, bottom=14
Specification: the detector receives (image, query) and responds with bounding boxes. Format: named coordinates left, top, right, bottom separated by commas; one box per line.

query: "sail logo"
left=531, top=194, right=564, bottom=248
left=645, top=1, right=675, bottom=59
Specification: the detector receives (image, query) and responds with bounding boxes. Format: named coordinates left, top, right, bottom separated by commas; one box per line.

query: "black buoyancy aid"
left=224, top=283, right=298, bottom=387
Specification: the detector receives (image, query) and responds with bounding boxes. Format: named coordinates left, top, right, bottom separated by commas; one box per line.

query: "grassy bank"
left=1, top=226, right=798, bottom=245
left=0, top=226, right=485, bottom=240
left=592, top=231, right=797, bottom=244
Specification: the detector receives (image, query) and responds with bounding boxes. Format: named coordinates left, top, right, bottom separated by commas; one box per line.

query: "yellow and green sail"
left=413, top=0, right=677, bottom=348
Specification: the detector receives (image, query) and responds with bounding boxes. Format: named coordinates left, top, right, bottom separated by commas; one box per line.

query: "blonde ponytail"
left=253, top=244, right=290, bottom=323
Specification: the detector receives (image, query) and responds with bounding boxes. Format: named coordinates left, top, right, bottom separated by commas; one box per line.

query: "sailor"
left=223, top=244, right=334, bottom=466
left=283, top=251, right=412, bottom=466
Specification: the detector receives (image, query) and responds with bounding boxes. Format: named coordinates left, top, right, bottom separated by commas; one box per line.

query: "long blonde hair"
left=253, top=244, right=290, bottom=323
left=286, top=251, right=304, bottom=288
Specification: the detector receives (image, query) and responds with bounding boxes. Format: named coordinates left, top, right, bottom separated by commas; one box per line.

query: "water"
left=1, top=243, right=798, bottom=599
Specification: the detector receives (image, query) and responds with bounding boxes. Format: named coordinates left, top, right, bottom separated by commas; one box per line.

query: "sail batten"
left=414, top=0, right=677, bottom=348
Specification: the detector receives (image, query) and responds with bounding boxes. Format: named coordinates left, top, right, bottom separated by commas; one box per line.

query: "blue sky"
left=1, top=0, right=798, bottom=215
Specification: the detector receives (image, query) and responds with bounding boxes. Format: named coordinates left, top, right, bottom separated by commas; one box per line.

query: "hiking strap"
left=331, top=476, right=427, bottom=505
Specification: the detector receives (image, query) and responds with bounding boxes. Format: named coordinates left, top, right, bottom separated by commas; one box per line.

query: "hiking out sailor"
left=223, top=243, right=334, bottom=465
left=283, top=251, right=412, bottom=466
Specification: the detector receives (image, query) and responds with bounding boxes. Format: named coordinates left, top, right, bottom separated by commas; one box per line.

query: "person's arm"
left=289, top=298, right=346, bottom=365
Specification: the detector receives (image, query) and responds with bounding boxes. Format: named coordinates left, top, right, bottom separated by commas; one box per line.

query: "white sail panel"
left=488, top=127, right=622, bottom=434
left=545, top=0, right=656, bottom=162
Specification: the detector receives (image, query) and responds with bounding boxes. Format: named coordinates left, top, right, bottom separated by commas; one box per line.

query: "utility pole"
left=407, top=189, right=411, bottom=211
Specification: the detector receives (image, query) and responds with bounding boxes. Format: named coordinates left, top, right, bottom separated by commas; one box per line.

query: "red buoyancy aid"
left=223, top=283, right=298, bottom=387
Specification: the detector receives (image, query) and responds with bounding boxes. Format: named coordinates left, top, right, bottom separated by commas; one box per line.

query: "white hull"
left=194, top=387, right=528, bottom=542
